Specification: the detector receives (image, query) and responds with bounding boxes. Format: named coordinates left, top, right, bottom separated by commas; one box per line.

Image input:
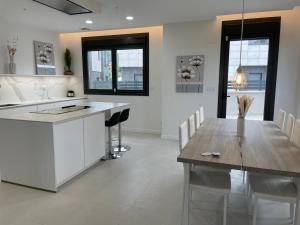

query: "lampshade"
left=232, top=65, right=247, bottom=90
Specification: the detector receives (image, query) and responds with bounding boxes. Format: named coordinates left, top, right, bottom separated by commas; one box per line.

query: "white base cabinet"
left=84, top=113, right=105, bottom=168
left=0, top=112, right=105, bottom=192
left=53, top=119, right=85, bottom=186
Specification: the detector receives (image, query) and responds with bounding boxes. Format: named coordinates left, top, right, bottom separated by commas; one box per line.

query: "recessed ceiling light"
left=126, top=16, right=134, bottom=21
left=85, top=20, right=93, bottom=24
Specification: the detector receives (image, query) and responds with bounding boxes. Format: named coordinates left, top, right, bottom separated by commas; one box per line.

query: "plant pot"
left=64, top=70, right=74, bottom=75
left=237, top=117, right=245, bottom=137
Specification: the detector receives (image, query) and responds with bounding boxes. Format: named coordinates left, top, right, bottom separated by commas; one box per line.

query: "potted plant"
left=64, top=48, right=73, bottom=75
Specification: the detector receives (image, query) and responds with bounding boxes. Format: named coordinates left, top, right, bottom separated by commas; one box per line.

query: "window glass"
left=117, top=49, right=143, bottom=90
left=87, top=50, right=112, bottom=90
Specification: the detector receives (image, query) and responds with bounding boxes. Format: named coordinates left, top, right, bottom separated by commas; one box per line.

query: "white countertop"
left=0, top=101, right=130, bottom=124
left=0, top=96, right=88, bottom=110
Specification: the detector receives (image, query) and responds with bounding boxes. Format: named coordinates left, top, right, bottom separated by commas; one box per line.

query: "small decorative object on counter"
left=67, top=90, right=75, bottom=97
left=64, top=48, right=74, bottom=75
left=7, top=36, right=18, bottom=74
left=236, top=95, right=254, bottom=137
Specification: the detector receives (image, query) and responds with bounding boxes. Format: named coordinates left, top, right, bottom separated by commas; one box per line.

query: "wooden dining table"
left=177, top=118, right=300, bottom=225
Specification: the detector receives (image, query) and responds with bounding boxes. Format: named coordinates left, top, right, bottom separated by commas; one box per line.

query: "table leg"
left=182, top=163, right=190, bottom=225
left=294, top=178, right=300, bottom=225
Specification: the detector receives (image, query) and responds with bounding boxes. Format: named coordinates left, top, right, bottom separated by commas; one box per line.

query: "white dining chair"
left=188, top=114, right=196, bottom=139
left=199, top=106, right=205, bottom=125
left=179, top=121, right=231, bottom=225
left=179, top=120, right=189, bottom=152
left=247, top=116, right=298, bottom=225
left=284, top=114, right=295, bottom=139
left=248, top=173, right=296, bottom=225
left=195, top=110, right=201, bottom=130
left=291, top=119, right=300, bottom=148
left=275, top=109, right=286, bottom=130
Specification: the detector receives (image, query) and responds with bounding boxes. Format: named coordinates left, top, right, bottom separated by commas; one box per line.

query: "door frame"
left=217, top=17, right=281, bottom=120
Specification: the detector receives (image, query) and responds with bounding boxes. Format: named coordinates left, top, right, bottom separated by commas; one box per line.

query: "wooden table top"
left=177, top=118, right=300, bottom=177
left=177, top=119, right=243, bottom=170
left=242, top=120, right=300, bottom=177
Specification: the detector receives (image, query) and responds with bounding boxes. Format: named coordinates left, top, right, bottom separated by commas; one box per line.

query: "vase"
left=8, top=55, right=16, bottom=74
left=237, top=116, right=245, bottom=137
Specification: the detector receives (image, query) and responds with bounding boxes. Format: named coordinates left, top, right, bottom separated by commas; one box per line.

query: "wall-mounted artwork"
left=176, top=55, right=204, bottom=93
left=34, top=41, right=56, bottom=75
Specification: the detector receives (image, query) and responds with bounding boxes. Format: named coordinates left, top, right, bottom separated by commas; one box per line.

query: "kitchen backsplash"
left=0, top=75, right=84, bottom=104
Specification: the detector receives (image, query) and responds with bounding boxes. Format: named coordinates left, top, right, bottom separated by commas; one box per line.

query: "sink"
left=0, top=104, right=20, bottom=107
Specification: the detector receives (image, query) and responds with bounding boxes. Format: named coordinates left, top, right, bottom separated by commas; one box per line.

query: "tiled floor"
left=0, top=132, right=294, bottom=225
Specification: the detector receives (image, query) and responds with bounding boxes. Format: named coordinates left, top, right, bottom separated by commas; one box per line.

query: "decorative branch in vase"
left=236, top=95, right=254, bottom=137
left=7, top=37, right=18, bottom=74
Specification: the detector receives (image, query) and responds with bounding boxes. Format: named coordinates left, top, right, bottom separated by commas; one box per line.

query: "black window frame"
left=82, top=33, right=149, bottom=96
left=218, top=17, right=281, bottom=121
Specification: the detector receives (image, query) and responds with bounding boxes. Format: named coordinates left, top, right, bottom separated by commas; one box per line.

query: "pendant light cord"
left=239, top=0, right=245, bottom=66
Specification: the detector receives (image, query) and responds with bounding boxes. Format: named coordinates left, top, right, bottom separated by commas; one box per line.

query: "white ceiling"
left=0, top=0, right=300, bottom=33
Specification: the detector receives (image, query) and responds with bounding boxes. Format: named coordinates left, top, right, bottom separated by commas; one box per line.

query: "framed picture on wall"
left=176, top=55, right=205, bottom=93
left=34, top=41, right=56, bottom=75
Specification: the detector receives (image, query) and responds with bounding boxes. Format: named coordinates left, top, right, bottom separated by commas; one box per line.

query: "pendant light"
left=233, top=0, right=247, bottom=90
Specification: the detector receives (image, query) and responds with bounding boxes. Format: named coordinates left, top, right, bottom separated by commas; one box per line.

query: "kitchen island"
left=0, top=101, right=130, bottom=192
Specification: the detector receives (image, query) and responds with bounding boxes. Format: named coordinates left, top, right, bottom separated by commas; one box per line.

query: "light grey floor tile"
left=0, top=132, right=294, bottom=225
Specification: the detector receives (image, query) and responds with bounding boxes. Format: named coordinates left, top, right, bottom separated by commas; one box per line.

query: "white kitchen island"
left=0, top=101, right=129, bottom=192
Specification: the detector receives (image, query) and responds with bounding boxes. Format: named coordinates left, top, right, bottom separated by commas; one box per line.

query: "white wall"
left=0, top=19, right=63, bottom=75
left=161, top=8, right=300, bottom=139
left=161, top=20, right=220, bottom=139
left=295, top=8, right=300, bottom=118
left=60, top=26, right=163, bottom=134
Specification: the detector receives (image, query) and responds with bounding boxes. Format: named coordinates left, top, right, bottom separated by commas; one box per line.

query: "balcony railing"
left=228, top=80, right=266, bottom=90
left=92, top=80, right=143, bottom=90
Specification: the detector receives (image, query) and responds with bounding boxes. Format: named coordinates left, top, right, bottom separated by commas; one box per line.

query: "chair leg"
left=106, top=127, right=120, bottom=160
left=252, top=197, right=257, bottom=225
left=246, top=179, right=249, bottom=197
left=182, top=164, right=190, bottom=225
left=223, top=195, right=228, bottom=225
left=113, top=123, right=130, bottom=152
left=248, top=190, right=253, bottom=215
left=290, top=203, right=295, bottom=224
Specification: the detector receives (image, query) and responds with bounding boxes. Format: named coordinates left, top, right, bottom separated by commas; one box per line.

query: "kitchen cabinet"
left=53, top=119, right=85, bottom=186
left=84, top=113, right=105, bottom=168
left=0, top=101, right=129, bottom=192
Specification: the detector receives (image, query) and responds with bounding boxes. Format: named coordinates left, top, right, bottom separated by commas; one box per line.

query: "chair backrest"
left=120, top=108, right=130, bottom=123
left=188, top=114, right=196, bottom=139
left=105, top=112, right=121, bottom=127
left=291, top=119, right=300, bottom=148
left=199, top=106, right=205, bottom=125
left=179, top=120, right=189, bottom=152
left=284, top=114, right=295, bottom=139
left=195, top=110, right=201, bottom=130
left=275, top=109, right=286, bottom=130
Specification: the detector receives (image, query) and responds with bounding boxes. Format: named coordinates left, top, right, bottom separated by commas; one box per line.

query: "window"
left=82, top=33, right=149, bottom=96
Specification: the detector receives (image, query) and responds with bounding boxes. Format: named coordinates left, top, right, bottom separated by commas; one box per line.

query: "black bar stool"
left=113, top=108, right=131, bottom=153
left=105, top=111, right=121, bottom=160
